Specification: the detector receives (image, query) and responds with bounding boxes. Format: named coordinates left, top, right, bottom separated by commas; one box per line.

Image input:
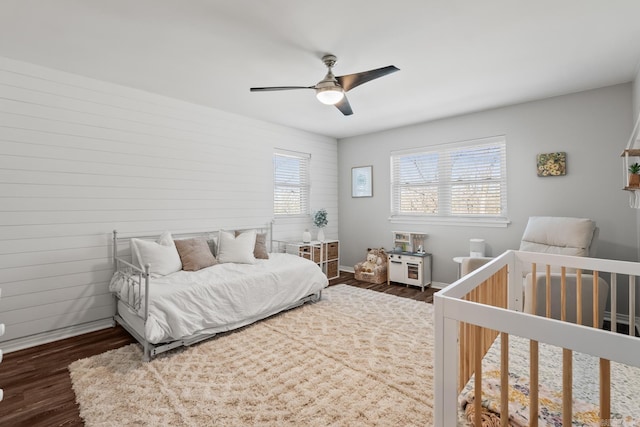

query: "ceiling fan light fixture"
left=249, top=53, right=399, bottom=116
left=315, top=86, right=344, bottom=105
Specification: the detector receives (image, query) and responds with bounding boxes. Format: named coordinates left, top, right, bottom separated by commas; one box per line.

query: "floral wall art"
left=536, top=152, right=566, bottom=177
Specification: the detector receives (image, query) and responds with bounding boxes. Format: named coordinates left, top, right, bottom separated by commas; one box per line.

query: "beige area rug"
left=69, top=285, right=435, bottom=426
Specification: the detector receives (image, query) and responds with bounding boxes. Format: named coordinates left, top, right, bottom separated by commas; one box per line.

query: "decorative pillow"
left=130, top=231, right=182, bottom=276
left=217, top=230, right=257, bottom=264
left=174, top=237, right=218, bottom=271
left=207, top=235, right=218, bottom=257
left=235, top=230, right=269, bottom=259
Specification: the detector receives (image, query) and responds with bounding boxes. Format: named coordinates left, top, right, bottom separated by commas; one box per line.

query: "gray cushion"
left=524, top=273, right=609, bottom=329
left=519, top=216, right=596, bottom=257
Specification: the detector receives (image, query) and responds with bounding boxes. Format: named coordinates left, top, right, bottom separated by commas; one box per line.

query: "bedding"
left=458, top=334, right=640, bottom=426
left=110, top=252, right=327, bottom=344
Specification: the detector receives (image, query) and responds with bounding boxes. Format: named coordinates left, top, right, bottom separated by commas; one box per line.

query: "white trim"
left=340, top=265, right=355, bottom=274
left=430, top=281, right=449, bottom=290
left=274, top=147, right=312, bottom=159
left=272, top=214, right=310, bottom=222
left=1, top=318, right=115, bottom=354
left=390, top=134, right=507, bottom=156
left=389, top=215, right=510, bottom=227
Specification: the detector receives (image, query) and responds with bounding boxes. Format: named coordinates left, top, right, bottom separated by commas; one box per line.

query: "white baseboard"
left=430, top=281, right=448, bottom=290
left=1, top=318, right=115, bottom=354
left=340, top=266, right=354, bottom=274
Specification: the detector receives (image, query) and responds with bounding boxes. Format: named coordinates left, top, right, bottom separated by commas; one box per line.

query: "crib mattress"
left=458, top=334, right=640, bottom=426
left=111, top=253, right=328, bottom=344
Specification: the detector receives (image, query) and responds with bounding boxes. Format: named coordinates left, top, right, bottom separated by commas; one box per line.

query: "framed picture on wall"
left=537, top=152, right=567, bottom=177
left=352, top=165, right=373, bottom=198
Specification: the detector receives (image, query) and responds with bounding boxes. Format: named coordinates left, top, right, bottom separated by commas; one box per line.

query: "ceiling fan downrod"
left=315, top=55, right=344, bottom=105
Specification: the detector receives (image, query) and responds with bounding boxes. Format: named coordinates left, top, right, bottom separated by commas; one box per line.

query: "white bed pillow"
left=235, top=230, right=269, bottom=259
left=217, top=229, right=257, bottom=264
left=131, top=231, right=182, bottom=275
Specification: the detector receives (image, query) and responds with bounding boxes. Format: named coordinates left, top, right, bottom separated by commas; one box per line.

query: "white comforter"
left=110, top=253, right=328, bottom=343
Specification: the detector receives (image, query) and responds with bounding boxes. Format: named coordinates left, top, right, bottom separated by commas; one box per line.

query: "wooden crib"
left=434, top=250, right=640, bottom=426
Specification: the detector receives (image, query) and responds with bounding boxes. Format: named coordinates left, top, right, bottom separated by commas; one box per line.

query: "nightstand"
left=286, top=240, right=340, bottom=280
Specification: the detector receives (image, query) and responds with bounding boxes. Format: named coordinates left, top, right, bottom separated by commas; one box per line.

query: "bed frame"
left=434, top=250, right=640, bottom=426
left=111, top=223, right=322, bottom=361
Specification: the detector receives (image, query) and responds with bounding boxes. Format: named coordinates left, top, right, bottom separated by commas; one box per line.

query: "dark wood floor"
left=0, top=272, right=435, bottom=426
left=332, top=270, right=438, bottom=303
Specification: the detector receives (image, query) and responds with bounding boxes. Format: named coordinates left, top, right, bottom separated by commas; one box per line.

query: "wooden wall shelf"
left=621, top=149, right=640, bottom=157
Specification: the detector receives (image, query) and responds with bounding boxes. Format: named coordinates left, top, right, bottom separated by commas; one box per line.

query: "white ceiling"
left=1, top=0, right=640, bottom=139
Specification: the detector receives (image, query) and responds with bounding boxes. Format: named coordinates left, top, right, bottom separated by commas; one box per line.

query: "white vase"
left=317, top=228, right=325, bottom=242
left=302, top=229, right=311, bottom=243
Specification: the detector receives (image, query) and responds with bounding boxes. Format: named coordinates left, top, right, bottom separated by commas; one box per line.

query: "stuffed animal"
left=355, top=248, right=388, bottom=284
left=361, top=251, right=379, bottom=273
left=359, top=248, right=386, bottom=274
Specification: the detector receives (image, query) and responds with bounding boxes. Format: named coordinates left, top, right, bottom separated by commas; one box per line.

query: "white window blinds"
left=273, top=150, right=311, bottom=216
left=391, top=136, right=507, bottom=219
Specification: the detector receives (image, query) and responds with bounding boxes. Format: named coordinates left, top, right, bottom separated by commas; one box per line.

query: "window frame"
left=273, top=149, right=311, bottom=218
left=389, top=136, right=509, bottom=227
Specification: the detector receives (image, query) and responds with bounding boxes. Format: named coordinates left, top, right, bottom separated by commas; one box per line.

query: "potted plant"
left=629, top=163, right=640, bottom=187
left=313, top=208, right=328, bottom=241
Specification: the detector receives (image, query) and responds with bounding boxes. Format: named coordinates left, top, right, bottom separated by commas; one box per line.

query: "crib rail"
left=458, top=265, right=508, bottom=392
left=434, top=250, right=640, bottom=426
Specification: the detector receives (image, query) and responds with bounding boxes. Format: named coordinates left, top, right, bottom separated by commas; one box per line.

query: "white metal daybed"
left=111, top=225, right=328, bottom=361
left=434, top=250, right=640, bottom=426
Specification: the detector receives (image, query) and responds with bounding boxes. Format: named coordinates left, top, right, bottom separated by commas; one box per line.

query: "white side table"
left=452, top=256, right=465, bottom=279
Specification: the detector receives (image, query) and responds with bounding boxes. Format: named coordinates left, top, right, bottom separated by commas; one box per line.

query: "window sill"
left=388, top=215, right=510, bottom=227
left=273, top=215, right=311, bottom=227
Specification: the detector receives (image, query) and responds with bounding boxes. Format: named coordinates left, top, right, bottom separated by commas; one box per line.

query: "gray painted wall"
left=338, top=83, right=635, bottom=287
left=634, top=67, right=640, bottom=119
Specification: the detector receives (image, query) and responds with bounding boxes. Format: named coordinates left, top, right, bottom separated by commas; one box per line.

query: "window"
left=273, top=150, right=310, bottom=216
left=390, top=136, right=507, bottom=224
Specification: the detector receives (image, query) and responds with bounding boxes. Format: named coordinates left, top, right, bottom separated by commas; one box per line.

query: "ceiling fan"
left=249, top=54, right=399, bottom=116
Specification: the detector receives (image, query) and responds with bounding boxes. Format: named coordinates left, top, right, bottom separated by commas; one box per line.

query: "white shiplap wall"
left=0, top=57, right=338, bottom=351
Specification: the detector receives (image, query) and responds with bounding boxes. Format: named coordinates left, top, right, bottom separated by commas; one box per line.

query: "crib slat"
left=600, top=358, right=611, bottom=422
left=531, top=263, right=537, bottom=314
left=610, top=273, right=617, bottom=332
left=530, top=340, right=539, bottom=427
left=630, top=275, right=636, bottom=337
left=593, top=271, right=599, bottom=328
left=457, top=267, right=508, bottom=419
left=576, top=269, right=583, bottom=325
left=474, top=324, right=482, bottom=427
left=529, top=263, right=549, bottom=427
left=561, top=267, right=567, bottom=321
left=546, top=264, right=551, bottom=317
left=500, top=333, right=509, bottom=427
left=562, top=348, right=572, bottom=425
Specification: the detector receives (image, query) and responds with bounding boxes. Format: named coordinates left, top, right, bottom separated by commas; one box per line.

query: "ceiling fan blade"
left=250, top=86, right=314, bottom=92
left=334, top=95, right=353, bottom=116
left=336, top=65, right=399, bottom=92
